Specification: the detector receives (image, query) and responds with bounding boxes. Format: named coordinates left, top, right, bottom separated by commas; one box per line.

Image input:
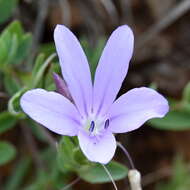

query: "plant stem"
left=117, top=142, right=135, bottom=169
left=101, top=164, right=118, bottom=190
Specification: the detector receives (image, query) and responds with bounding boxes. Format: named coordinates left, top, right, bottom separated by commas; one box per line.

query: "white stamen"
left=128, top=169, right=142, bottom=190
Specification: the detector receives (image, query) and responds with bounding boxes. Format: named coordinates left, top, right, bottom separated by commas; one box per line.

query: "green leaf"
left=0, top=33, right=8, bottom=65
left=57, top=136, right=79, bottom=173
left=73, top=147, right=88, bottom=165
left=5, top=157, right=31, bottom=190
left=43, top=62, right=59, bottom=91
left=0, top=22, right=22, bottom=67
left=0, top=112, right=18, bottom=134
left=5, top=20, right=24, bottom=39
left=40, top=43, right=56, bottom=57
left=149, top=110, right=190, bottom=130
left=31, top=53, right=56, bottom=88
left=32, top=54, right=46, bottom=78
left=7, top=34, right=19, bottom=64
left=78, top=161, right=128, bottom=183
left=14, top=33, right=32, bottom=64
left=8, top=87, right=27, bottom=117
left=0, top=141, right=16, bottom=165
left=4, top=74, right=20, bottom=95
left=0, top=0, right=18, bottom=24
left=0, top=30, right=12, bottom=66
left=0, top=21, right=32, bottom=67
left=182, top=82, right=190, bottom=103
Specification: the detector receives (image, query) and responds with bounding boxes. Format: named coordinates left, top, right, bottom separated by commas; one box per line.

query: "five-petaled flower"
left=20, top=25, right=169, bottom=164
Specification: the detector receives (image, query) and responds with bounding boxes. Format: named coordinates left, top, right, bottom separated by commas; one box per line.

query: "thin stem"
left=101, top=164, right=118, bottom=190
left=57, top=0, right=71, bottom=27
left=142, top=167, right=171, bottom=187
left=136, top=0, right=190, bottom=49
left=117, top=142, right=135, bottom=169
left=29, top=0, right=50, bottom=64
left=61, top=177, right=80, bottom=190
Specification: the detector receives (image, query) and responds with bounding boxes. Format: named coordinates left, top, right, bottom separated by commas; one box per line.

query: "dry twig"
left=57, top=0, right=71, bottom=27
left=142, top=167, right=171, bottom=187
left=29, top=0, right=50, bottom=63
left=137, top=0, right=190, bottom=49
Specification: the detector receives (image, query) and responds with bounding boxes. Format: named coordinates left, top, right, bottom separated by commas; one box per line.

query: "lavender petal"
left=108, top=87, right=169, bottom=133
left=78, top=131, right=116, bottom=164
left=93, top=25, right=134, bottom=116
left=54, top=25, right=93, bottom=118
left=20, top=89, right=80, bottom=136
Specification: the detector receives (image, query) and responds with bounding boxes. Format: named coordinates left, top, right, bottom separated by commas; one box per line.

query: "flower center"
left=83, top=116, right=110, bottom=136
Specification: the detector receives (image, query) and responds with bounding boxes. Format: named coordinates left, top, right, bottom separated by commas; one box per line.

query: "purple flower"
left=20, top=25, right=169, bottom=164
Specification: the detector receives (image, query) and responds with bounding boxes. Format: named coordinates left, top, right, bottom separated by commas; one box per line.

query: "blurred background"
left=1, top=0, right=190, bottom=190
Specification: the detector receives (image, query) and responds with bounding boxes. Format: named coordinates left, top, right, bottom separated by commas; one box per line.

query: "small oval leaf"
left=78, top=161, right=128, bottom=183
left=0, top=141, right=16, bottom=165
left=0, top=112, right=18, bottom=134
left=149, top=110, right=190, bottom=130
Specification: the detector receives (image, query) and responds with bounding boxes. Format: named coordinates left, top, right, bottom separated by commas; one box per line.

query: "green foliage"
left=22, top=149, right=71, bottom=190
left=4, top=157, right=31, bottom=190
left=32, top=54, right=46, bottom=78
left=0, top=141, right=16, bottom=165
left=149, top=110, right=190, bottom=130
left=78, top=161, right=128, bottom=183
left=31, top=53, right=56, bottom=88
left=182, top=82, right=190, bottom=104
left=57, top=136, right=86, bottom=173
left=8, top=87, right=27, bottom=116
left=0, top=111, right=18, bottom=134
left=0, top=21, right=32, bottom=68
left=156, top=156, right=190, bottom=190
left=40, top=43, right=56, bottom=57
left=0, top=0, right=18, bottom=24
left=57, top=136, right=128, bottom=183
left=25, top=171, right=56, bottom=190
left=4, top=74, right=21, bottom=95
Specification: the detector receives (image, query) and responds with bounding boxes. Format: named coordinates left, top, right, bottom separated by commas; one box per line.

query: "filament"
left=101, top=164, right=118, bottom=190
left=117, top=142, right=135, bottom=169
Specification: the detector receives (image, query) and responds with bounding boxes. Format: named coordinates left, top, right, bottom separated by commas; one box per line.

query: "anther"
left=104, top=119, right=110, bottom=129
left=89, top=121, right=95, bottom=132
